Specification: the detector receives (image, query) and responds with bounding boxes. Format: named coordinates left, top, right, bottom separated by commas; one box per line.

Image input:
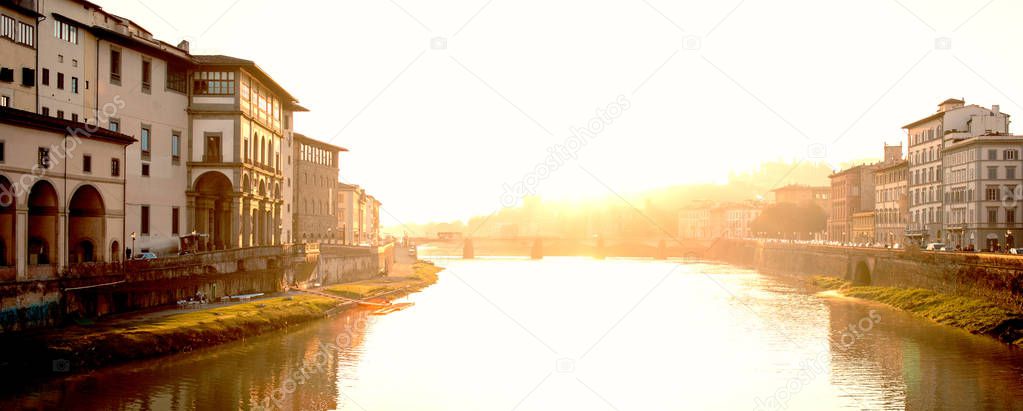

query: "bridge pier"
left=463, top=238, right=474, bottom=259
left=531, top=237, right=543, bottom=260
left=655, top=239, right=667, bottom=260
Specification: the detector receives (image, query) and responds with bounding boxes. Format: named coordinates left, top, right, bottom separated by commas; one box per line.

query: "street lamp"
left=130, top=232, right=136, bottom=260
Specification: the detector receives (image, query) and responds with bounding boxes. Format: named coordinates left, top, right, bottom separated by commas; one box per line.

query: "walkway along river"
left=3, top=257, right=1023, bottom=410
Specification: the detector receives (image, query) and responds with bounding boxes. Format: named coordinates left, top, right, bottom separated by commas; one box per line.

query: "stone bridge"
left=416, top=236, right=712, bottom=259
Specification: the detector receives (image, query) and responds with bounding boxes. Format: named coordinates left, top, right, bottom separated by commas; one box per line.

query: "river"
left=4, top=258, right=1023, bottom=410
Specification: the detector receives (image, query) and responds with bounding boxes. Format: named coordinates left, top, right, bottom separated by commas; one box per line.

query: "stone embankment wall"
left=708, top=239, right=1023, bottom=310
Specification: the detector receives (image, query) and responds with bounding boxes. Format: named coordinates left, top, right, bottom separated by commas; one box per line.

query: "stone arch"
left=69, top=184, right=106, bottom=263
left=111, top=240, right=120, bottom=262
left=27, top=180, right=59, bottom=265
left=852, top=260, right=872, bottom=286
left=193, top=171, right=234, bottom=250
left=0, top=176, right=15, bottom=266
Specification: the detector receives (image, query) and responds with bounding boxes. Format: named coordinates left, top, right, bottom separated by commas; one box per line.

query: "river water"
left=4, top=258, right=1023, bottom=410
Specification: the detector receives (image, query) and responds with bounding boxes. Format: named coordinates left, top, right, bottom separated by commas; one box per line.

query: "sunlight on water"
left=4, top=258, right=1023, bottom=410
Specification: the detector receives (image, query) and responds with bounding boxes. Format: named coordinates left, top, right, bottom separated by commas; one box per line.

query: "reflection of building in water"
left=825, top=300, right=1023, bottom=410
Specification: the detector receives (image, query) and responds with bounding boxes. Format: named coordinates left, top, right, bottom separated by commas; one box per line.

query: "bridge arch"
left=852, top=260, right=872, bottom=286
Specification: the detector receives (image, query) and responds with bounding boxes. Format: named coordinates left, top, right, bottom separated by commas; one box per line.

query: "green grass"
left=323, top=260, right=443, bottom=299
left=811, top=275, right=1023, bottom=346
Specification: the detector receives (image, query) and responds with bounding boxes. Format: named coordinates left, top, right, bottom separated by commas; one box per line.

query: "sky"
left=94, top=0, right=1023, bottom=225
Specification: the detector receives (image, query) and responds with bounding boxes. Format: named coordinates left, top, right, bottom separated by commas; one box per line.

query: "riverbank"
left=0, top=261, right=443, bottom=380
left=811, top=275, right=1023, bottom=347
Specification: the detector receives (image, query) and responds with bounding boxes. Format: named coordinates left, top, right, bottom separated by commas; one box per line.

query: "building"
left=337, top=183, right=382, bottom=246
left=0, top=0, right=38, bottom=112
left=678, top=206, right=710, bottom=240
left=185, top=55, right=305, bottom=250
left=828, top=163, right=878, bottom=243
left=873, top=157, right=908, bottom=245
left=852, top=211, right=875, bottom=243
left=0, top=106, right=133, bottom=279
left=942, top=133, right=1023, bottom=251
left=294, top=133, right=345, bottom=242
left=771, top=184, right=830, bottom=214
left=903, top=98, right=1009, bottom=245
left=722, top=202, right=761, bottom=238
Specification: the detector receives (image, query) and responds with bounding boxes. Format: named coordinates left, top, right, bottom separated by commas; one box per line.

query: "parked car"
left=925, top=243, right=947, bottom=251
left=1009, top=248, right=1023, bottom=255
left=134, top=252, right=158, bottom=260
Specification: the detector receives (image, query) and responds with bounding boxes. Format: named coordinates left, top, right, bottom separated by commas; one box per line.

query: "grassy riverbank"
left=0, top=261, right=443, bottom=378
left=811, top=276, right=1023, bottom=347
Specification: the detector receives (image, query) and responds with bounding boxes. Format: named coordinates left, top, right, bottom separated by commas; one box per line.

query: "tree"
left=751, top=203, right=826, bottom=239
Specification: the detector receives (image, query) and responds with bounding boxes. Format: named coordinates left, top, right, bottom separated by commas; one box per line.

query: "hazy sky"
left=95, top=0, right=1023, bottom=224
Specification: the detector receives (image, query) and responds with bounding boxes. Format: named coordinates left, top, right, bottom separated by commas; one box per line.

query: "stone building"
left=903, top=98, right=1009, bottom=245
left=873, top=158, right=908, bottom=245
left=294, top=133, right=346, bottom=243
left=0, top=106, right=133, bottom=279
left=0, top=0, right=38, bottom=112
left=828, top=163, right=878, bottom=243
left=942, top=133, right=1023, bottom=251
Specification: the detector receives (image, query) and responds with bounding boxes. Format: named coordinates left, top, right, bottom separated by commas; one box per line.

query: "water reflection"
left=2, top=258, right=1023, bottom=410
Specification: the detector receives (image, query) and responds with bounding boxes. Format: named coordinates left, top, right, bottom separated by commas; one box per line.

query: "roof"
left=192, top=54, right=301, bottom=105
left=940, top=98, right=965, bottom=105
left=0, top=107, right=135, bottom=145
left=874, top=159, right=908, bottom=171
left=771, top=184, right=828, bottom=193
left=2, top=0, right=43, bottom=17
left=294, top=133, right=348, bottom=153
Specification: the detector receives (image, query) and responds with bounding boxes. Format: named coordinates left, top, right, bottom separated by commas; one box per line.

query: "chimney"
left=993, top=104, right=1000, bottom=116
left=177, top=40, right=190, bottom=52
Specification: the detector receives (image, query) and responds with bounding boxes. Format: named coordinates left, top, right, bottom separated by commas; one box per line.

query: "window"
left=16, top=21, right=33, bottom=47
left=1009, top=208, right=1017, bottom=225
left=1007, top=150, right=1019, bottom=160
left=166, top=64, right=186, bottom=93
left=989, top=208, right=999, bottom=224
left=57, top=72, right=64, bottom=90
left=21, top=68, right=33, bottom=86
left=0, top=95, right=7, bottom=107
left=171, top=133, right=180, bottom=161
left=53, top=20, right=77, bottom=44
left=41, top=106, right=49, bottom=116
left=1008, top=166, right=1017, bottom=180
left=141, top=126, right=151, bottom=158
left=83, top=155, right=91, bottom=173
left=41, top=68, right=49, bottom=86
left=108, top=119, right=119, bottom=132
left=193, top=71, right=235, bottom=95
left=71, top=113, right=78, bottom=122
left=141, top=206, right=150, bottom=235
left=141, top=59, right=151, bottom=93
left=38, top=147, right=50, bottom=168
left=110, top=49, right=121, bottom=83
left=111, top=158, right=120, bottom=176
left=171, top=208, right=180, bottom=235
left=0, top=141, right=5, bottom=162
left=71, top=77, right=78, bottom=94
left=1, top=16, right=13, bottom=40
left=989, top=149, right=998, bottom=160
left=204, top=134, right=222, bottom=162
left=987, top=186, right=999, bottom=201
left=141, top=163, right=150, bottom=176
left=56, top=110, right=64, bottom=119
left=989, top=166, right=998, bottom=180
